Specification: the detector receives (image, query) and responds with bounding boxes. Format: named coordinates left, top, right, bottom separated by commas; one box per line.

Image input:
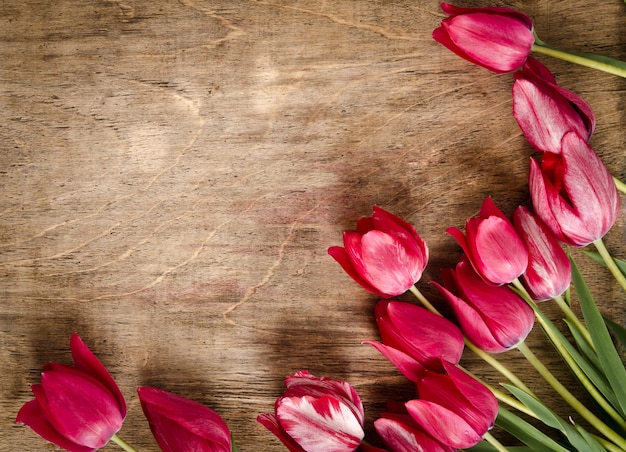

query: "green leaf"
left=604, top=315, right=626, bottom=351
left=504, top=384, right=605, bottom=452
left=566, top=319, right=602, bottom=370
left=495, top=407, right=572, bottom=452
left=561, top=319, right=619, bottom=412
left=583, top=250, right=626, bottom=277
left=571, top=255, right=626, bottom=418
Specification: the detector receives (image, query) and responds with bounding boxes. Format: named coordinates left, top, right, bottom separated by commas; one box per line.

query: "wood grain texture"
left=1, top=0, right=625, bottom=450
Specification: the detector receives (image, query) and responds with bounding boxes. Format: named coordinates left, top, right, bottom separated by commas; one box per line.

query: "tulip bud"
left=257, top=370, right=365, bottom=452
left=433, top=259, right=535, bottom=353
left=406, top=361, right=498, bottom=449
left=16, top=334, right=126, bottom=452
left=328, top=206, right=428, bottom=298
left=137, top=387, right=232, bottom=452
left=433, top=2, right=535, bottom=73
left=513, top=57, right=596, bottom=154
left=447, top=196, right=528, bottom=285
left=529, top=131, right=620, bottom=246
left=513, top=206, right=571, bottom=300
left=368, top=300, right=465, bottom=375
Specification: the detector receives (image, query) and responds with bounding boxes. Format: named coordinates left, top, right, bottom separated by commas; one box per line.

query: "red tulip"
left=529, top=131, right=620, bottom=246
left=257, top=370, right=365, bottom=452
left=16, top=334, right=126, bottom=452
left=433, top=2, right=534, bottom=73
left=374, top=411, right=454, bottom=452
left=513, top=57, right=596, bottom=154
left=513, top=206, right=571, bottom=300
left=447, top=196, right=528, bottom=285
left=406, top=361, right=498, bottom=449
left=137, top=387, right=232, bottom=452
left=367, top=300, right=465, bottom=376
left=328, top=206, right=428, bottom=298
left=433, top=259, right=535, bottom=353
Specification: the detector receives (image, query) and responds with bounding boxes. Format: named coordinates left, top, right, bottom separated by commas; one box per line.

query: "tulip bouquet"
left=259, top=2, right=626, bottom=451
left=14, top=2, right=626, bottom=452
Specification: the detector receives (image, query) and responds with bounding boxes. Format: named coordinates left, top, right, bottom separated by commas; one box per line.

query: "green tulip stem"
left=511, top=279, right=594, bottom=350
left=553, top=294, right=593, bottom=350
left=593, top=238, right=626, bottom=293
left=110, top=434, right=138, bottom=452
left=531, top=42, right=626, bottom=79
left=516, top=341, right=626, bottom=450
left=614, top=176, right=626, bottom=195
left=483, top=432, right=508, bottom=452
left=408, top=285, right=441, bottom=316
left=409, top=285, right=536, bottom=397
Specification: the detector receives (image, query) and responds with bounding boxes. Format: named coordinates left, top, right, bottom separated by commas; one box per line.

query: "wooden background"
left=2, top=0, right=625, bottom=450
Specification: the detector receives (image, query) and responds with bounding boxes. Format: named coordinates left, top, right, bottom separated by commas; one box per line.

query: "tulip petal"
left=445, top=13, right=533, bottom=73
left=359, top=230, right=417, bottom=296
left=328, top=243, right=386, bottom=297
left=512, top=76, right=594, bottom=154
left=557, top=132, right=619, bottom=245
left=454, top=262, right=535, bottom=350
left=418, top=362, right=498, bottom=435
left=514, top=206, right=571, bottom=300
left=70, top=334, right=126, bottom=418
left=406, top=400, right=482, bottom=449
left=257, top=413, right=306, bottom=452
left=374, top=416, right=453, bottom=452
left=471, top=216, right=528, bottom=284
left=36, top=368, right=123, bottom=449
left=276, top=395, right=364, bottom=452
left=137, top=387, right=231, bottom=452
left=283, top=371, right=364, bottom=426
left=16, top=399, right=96, bottom=452
left=376, top=301, right=465, bottom=369
left=363, top=341, right=426, bottom=382
left=434, top=282, right=506, bottom=353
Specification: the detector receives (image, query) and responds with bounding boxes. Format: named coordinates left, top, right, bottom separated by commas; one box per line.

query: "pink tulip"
left=374, top=411, right=454, bottom=452
left=513, top=206, right=571, bottom=300
left=365, top=300, right=464, bottom=376
left=328, top=206, right=428, bottom=298
left=529, top=131, right=620, bottom=246
left=137, top=387, right=231, bottom=452
left=257, top=370, right=365, bottom=452
left=513, top=57, right=596, bottom=154
left=433, top=2, right=535, bottom=73
left=433, top=259, right=535, bottom=353
left=447, top=196, right=528, bottom=285
left=16, top=334, right=126, bottom=452
left=406, top=361, right=498, bottom=449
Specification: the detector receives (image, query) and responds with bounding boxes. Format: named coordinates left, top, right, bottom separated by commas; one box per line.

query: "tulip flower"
left=432, top=2, right=535, bottom=73
left=365, top=300, right=464, bottom=377
left=374, top=411, right=454, bottom=452
left=257, top=370, right=365, bottom=452
left=328, top=206, right=428, bottom=298
left=529, top=131, right=620, bottom=246
left=406, top=361, right=498, bottom=449
left=16, top=333, right=126, bottom=452
left=447, top=196, right=528, bottom=285
left=137, top=387, right=232, bottom=452
left=433, top=259, right=535, bottom=353
left=513, top=206, right=571, bottom=301
left=513, top=57, right=596, bottom=154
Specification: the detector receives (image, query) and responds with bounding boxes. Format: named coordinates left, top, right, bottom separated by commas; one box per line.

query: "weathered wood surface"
left=1, top=0, right=625, bottom=450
